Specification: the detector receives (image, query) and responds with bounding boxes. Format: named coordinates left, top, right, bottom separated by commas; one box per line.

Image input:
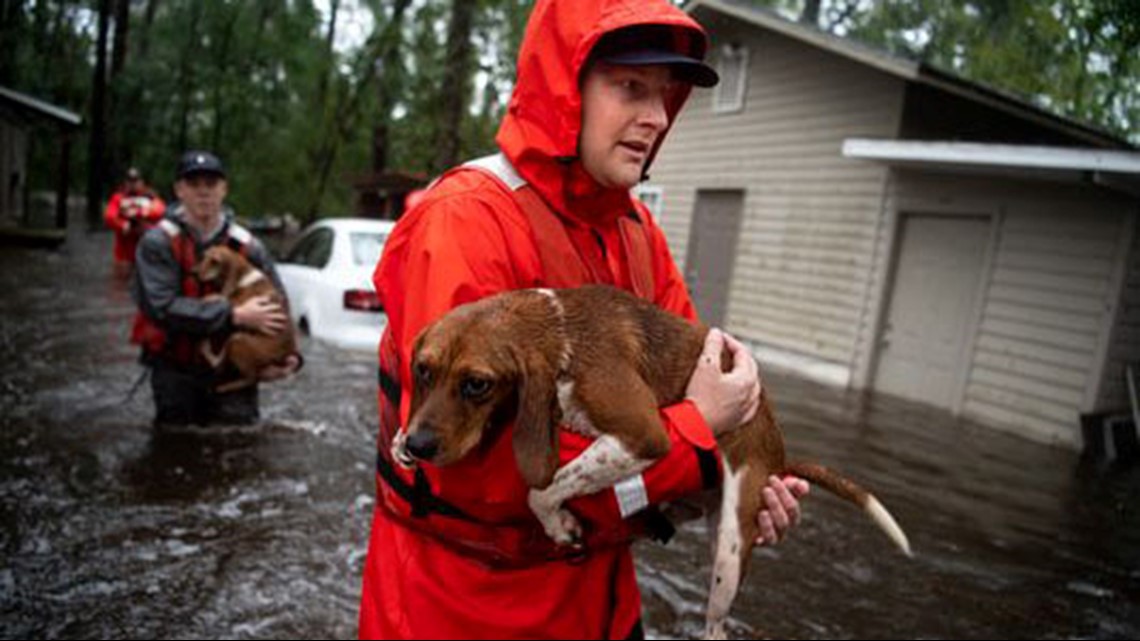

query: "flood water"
left=2, top=228, right=1138, bottom=639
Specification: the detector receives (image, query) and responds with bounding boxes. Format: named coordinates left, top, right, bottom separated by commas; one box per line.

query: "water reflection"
left=1, top=230, right=1138, bottom=639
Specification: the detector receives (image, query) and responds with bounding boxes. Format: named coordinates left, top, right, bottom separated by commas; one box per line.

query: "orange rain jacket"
left=104, top=186, right=166, bottom=263
left=361, top=1, right=720, bottom=638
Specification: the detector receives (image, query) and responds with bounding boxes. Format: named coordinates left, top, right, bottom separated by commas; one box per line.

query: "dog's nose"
left=405, top=430, right=440, bottom=461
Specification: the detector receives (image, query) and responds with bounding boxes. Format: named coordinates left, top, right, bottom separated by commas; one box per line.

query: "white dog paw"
left=529, top=492, right=582, bottom=545
left=546, top=508, right=583, bottom=545
left=703, top=621, right=728, bottom=640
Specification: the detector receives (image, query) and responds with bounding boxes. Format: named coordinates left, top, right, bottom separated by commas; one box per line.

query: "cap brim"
left=602, top=50, right=720, bottom=88
left=178, top=168, right=226, bottom=180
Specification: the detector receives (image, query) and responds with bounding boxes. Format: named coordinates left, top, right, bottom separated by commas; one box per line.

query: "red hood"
left=495, top=0, right=709, bottom=224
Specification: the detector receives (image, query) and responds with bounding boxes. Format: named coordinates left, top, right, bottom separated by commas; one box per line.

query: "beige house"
left=646, top=0, right=1140, bottom=448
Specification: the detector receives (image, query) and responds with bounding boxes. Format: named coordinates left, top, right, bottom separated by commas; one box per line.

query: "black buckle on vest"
left=642, top=506, right=676, bottom=545
left=378, top=367, right=401, bottom=406
left=375, top=451, right=474, bottom=522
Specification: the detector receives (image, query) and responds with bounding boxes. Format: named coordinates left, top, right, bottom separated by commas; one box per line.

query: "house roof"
left=686, top=0, right=1132, bottom=150
left=843, top=138, right=1140, bottom=197
left=0, top=85, right=82, bottom=128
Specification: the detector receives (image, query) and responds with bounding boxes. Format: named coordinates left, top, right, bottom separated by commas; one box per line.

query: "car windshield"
left=349, top=232, right=388, bottom=267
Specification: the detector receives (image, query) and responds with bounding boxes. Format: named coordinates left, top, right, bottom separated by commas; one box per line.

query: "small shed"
left=648, top=0, right=1140, bottom=447
left=0, top=85, right=81, bottom=244
left=351, top=170, right=429, bottom=221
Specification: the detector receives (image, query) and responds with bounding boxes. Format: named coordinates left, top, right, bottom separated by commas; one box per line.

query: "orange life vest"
left=130, top=218, right=252, bottom=366
left=372, top=154, right=669, bottom=568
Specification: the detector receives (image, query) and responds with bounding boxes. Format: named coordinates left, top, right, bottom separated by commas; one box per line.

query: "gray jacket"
left=130, top=204, right=286, bottom=341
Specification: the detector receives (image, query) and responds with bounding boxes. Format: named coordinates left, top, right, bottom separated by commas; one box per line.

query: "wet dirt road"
left=2, top=229, right=1138, bottom=639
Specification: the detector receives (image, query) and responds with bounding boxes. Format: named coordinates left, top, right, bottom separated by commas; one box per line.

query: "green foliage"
left=3, top=0, right=1134, bottom=223
left=817, top=0, right=1138, bottom=142
left=5, top=0, right=531, bottom=221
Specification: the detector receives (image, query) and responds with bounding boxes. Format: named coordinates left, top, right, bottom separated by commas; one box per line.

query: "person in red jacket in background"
left=359, top=1, right=810, bottom=638
left=104, top=167, right=165, bottom=277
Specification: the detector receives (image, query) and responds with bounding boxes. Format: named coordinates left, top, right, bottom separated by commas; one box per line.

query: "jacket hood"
left=495, top=0, right=710, bottom=223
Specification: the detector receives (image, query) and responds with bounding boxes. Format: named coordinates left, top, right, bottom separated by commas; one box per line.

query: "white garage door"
left=874, top=214, right=992, bottom=409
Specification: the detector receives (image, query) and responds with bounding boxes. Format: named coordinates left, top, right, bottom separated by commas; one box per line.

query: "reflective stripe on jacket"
left=130, top=216, right=253, bottom=366
left=360, top=1, right=719, bottom=638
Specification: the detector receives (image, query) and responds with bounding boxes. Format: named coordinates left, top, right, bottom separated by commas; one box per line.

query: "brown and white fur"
left=394, top=285, right=912, bottom=639
left=193, top=245, right=297, bottom=394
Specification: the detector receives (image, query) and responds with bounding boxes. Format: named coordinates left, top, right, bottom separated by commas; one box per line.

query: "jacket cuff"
left=661, top=400, right=717, bottom=451
left=661, top=400, right=721, bottom=492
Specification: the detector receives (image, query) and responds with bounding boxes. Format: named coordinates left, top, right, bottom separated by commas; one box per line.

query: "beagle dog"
left=193, top=245, right=297, bottom=394
left=394, top=285, right=911, bottom=639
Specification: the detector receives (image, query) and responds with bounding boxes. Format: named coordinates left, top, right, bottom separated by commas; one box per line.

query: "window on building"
left=713, top=43, right=748, bottom=114
left=632, top=184, right=664, bottom=221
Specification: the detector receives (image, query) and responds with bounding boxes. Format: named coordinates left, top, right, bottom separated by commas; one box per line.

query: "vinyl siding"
left=884, top=172, right=1133, bottom=447
left=1096, top=217, right=1140, bottom=412
left=650, top=16, right=903, bottom=370
left=649, top=6, right=1140, bottom=450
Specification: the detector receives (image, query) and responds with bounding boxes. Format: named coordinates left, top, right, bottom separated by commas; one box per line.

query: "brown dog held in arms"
left=393, top=284, right=912, bottom=639
left=194, top=245, right=297, bottom=394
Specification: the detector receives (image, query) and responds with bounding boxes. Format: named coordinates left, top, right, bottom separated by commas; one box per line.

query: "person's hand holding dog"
left=232, top=297, right=300, bottom=382
left=685, top=328, right=810, bottom=546
left=233, top=295, right=288, bottom=336
left=686, top=328, right=760, bottom=437
left=259, top=354, right=302, bottom=382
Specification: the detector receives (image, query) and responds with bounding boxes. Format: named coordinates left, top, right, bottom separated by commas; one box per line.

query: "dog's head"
left=194, top=245, right=248, bottom=292
left=193, top=245, right=238, bottom=284
left=393, top=290, right=566, bottom=488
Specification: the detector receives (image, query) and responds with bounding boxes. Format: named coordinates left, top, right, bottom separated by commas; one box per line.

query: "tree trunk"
left=211, top=3, right=243, bottom=150
left=432, top=0, right=476, bottom=173
left=109, top=0, right=131, bottom=180
left=137, top=0, right=161, bottom=59
left=316, top=0, right=340, bottom=110
left=176, top=2, right=202, bottom=154
left=110, top=0, right=130, bottom=76
left=371, top=0, right=414, bottom=175
left=800, top=0, right=821, bottom=27
left=304, top=0, right=412, bottom=222
left=86, top=0, right=112, bottom=231
left=0, top=0, right=28, bottom=85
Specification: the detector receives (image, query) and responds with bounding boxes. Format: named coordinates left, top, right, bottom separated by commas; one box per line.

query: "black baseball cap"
left=176, top=150, right=226, bottom=180
left=590, top=25, right=719, bottom=88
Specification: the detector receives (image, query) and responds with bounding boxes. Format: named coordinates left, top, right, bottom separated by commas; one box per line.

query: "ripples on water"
left=2, top=231, right=1138, bottom=639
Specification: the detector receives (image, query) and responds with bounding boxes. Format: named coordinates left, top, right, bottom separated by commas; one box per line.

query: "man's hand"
left=232, top=295, right=288, bottom=336
left=259, top=354, right=301, bottom=382
left=685, top=328, right=762, bottom=437
left=756, top=475, right=810, bottom=546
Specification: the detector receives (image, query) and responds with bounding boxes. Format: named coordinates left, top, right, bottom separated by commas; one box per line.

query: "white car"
left=277, top=218, right=395, bottom=351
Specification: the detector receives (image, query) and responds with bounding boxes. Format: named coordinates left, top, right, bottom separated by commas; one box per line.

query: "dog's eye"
left=460, top=377, right=493, bottom=400
left=413, top=363, right=432, bottom=386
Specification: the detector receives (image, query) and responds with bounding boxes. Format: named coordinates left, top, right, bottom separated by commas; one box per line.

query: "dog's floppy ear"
left=513, top=351, right=559, bottom=489
left=406, top=329, right=430, bottom=418
left=219, top=250, right=244, bottom=298
left=194, top=253, right=218, bottom=283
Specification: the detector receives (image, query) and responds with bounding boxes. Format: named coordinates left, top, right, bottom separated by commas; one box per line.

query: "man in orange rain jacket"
left=104, top=167, right=166, bottom=276
left=360, top=1, right=809, bottom=638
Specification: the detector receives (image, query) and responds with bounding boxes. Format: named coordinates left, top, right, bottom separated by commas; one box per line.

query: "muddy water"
left=637, top=375, right=1140, bottom=639
left=2, top=230, right=1138, bottom=639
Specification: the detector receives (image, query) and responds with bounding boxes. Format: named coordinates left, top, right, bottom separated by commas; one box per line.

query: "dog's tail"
left=784, top=462, right=912, bottom=557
